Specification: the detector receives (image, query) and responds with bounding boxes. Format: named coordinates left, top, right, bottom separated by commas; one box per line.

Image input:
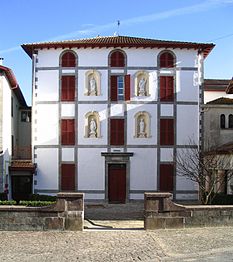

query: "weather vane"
left=117, top=20, right=120, bottom=36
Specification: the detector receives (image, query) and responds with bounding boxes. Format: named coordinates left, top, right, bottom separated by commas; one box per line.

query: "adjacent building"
left=22, top=35, right=214, bottom=202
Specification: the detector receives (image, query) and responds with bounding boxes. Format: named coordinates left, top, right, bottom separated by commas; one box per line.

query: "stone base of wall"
left=0, top=193, right=84, bottom=231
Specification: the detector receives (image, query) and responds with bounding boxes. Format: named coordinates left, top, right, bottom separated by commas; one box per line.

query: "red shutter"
left=160, top=76, right=166, bottom=101
left=160, top=164, right=174, bottom=191
left=61, top=164, right=75, bottom=191
left=160, top=119, right=174, bottom=145
left=160, top=52, right=174, bottom=68
left=61, top=52, right=76, bottom=67
left=61, top=119, right=75, bottom=145
left=124, top=75, right=130, bottom=101
left=110, top=119, right=124, bottom=145
left=160, top=76, right=174, bottom=102
left=110, top=51, right=125, bottom=67
left=110, top=75, right=118, bottom=101
left=61, top=76, right=75, bottom=101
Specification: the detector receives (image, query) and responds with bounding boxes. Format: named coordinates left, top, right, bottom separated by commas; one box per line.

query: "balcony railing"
left=12, top=146, right=32, bottom=160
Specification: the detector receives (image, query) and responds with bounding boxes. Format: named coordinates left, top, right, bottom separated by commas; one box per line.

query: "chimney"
left=0, top=58, right=3, bottom=66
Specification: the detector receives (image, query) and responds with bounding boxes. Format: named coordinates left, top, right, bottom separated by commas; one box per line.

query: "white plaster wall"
left=127, top=104, right=157, bottom=145
left=130, top=148, right=157, bottom=190
left=35, top=148, right=59, bottom=190
left=84, top=193, right=105, bottom=200
left=160, top=104, right=174, bottom=117
left=37, top=49, right=62, bottom=67
left=110, top=104, right=124, bottom=117
left=78, top=148, right=104, bottom=190
left=35, top=104, right=59, bottom=145
left=175, top=50, right=198, bottom=68
left=176, top=71, right=199, bottom=102
left=78, top=48, right=110, bottom=67
left=61, top=103, right=75, bottom=117
left=36, top=70, right=59, bottom=101
left=176, top=193, right=198, bottom=200
left=126, top=48, right=159, bottom=67
left=160, top=148, right=173, bottom=162
left=176, top=174, right=198, bottom=191
left=78, top=104, right=107, bottom=145
left=176, top=105, right=199, bottom=145
left=204, top=91, right=233, bottom=104
left=78, top=70, right=108, bottom=101
left=61, top=148, right=75, bottom=162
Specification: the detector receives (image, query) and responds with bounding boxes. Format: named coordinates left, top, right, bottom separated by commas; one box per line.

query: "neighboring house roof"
left=204, top=79, right=230, bottom=92
left=9, top=160, right=36, bottom=173
left=206, top=97, right=233, bottom=105
left=226, top=78, right=233, bottom=94
left=21, top=35, right=215, bottom=58
left=0, top=65, right=28, bottom=108
left=214, top=142, right=233, bottom=154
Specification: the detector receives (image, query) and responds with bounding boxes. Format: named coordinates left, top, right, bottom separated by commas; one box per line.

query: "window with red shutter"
left=110, top=75, right=131, bottom=101
left=160, top=119, right=174, bottom=145
left=160, top=76, right=174, bottom=102
left=61, top=75, right=75, bottom=101
left=61, top=164, right=75, bottom=191
left=159, top=52, right=174, bottom=68
left=61, top=119, right=75, bottom=145
left=61, top=52, right=76, bottom=67
left=124, top=75, right=130, bottom=101
left=110, top=75, right=118, bottom=101
left=110, top=119, right=124, bottom=145
left=110, top=51, right=125, bottom=67
left=160, top=164, right=174, bottom=191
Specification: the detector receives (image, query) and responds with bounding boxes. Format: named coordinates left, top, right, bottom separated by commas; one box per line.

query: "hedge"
left=0, top=200, right=55, bottom=207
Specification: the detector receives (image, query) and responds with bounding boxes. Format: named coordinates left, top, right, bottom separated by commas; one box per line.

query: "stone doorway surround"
left=101, top=152, right=134, bottom=203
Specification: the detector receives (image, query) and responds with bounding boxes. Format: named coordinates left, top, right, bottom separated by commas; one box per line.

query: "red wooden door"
left=108, top=164, right=126, bottom=203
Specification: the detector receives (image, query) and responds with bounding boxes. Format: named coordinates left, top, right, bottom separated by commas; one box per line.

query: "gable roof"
left=21, top=35, right=215, bottom=58
left=226, top=79, right=233, bottom=94
left=204, top=79, right=230, bottom=92
left=206, top=97, right=233, bottom=105
left=0, top=65, right=28, bottom=108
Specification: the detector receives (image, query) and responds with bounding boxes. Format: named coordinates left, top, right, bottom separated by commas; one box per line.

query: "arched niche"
left=134, top=71, right=149, bottom=97
left=85, top=70, right=101, bottom=96
left=84, top=111, right=101, bottom=138
left=134, top=111, right=151, bottom=138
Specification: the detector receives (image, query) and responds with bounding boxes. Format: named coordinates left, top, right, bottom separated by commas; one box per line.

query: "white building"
left=0, top=63, right=33, bottom=200
left=22, top=35, right=214, bottom=202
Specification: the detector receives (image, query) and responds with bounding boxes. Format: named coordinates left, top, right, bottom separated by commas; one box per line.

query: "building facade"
left=22, top=36, right=214, bottom=202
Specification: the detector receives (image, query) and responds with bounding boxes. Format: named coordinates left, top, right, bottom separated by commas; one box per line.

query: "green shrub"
left=19, top=200, right=56, bottom=207
left=29, top=194, right=57, bottom=202
left=0, top=200, right=16, bottom=205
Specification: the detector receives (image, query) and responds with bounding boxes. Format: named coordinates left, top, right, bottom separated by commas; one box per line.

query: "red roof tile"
left=21, top=35, right=215, bottom=58
left=9, top=160, right=36, bottom=172
left=204, top=79, right=230, bottom=92
left=206, top=97, right=233, bottom=105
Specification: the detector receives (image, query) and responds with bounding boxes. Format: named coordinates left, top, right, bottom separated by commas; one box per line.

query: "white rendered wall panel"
left=36, top=70, right=59, bottom=101
left=35, top=148, right=59, bottom=190
left=110, top=104, right=124, bottom=117
left=160, top=104, right=174, bottom=117
left=37, top=49, right=61, bottom=67
left=130, top=148, right=157, bottom=190
left=78, top=148, right=104, bottom=190
left=61, top=104, right=75, bottom=117
left=160, top=148, right=173, bottom=162
left=61, top=148, right=75, bottom=162
left=36, top=104, right=59, bottom=145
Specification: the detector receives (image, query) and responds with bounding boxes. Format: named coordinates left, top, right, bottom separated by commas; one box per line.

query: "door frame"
left=101, top=152, right=133, bottom=203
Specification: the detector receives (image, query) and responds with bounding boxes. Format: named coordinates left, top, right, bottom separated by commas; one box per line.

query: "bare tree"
left=176, top=140, right=233, bottom=204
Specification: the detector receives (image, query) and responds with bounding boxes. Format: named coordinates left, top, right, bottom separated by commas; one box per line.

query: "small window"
left=159, top=52, right=174, bottom=68
left=160, top=119, right=174, bottom=145
left=110, top=119, right=124, bottom=145
left=61, top=75, right=75, bottom=101
left=61, top=164, right=75, bottom=191
left=21, top=111, right=31, bottom=122
left=220, top=114, right=225, bottom=129
left=61, top=51, right=76, bottom=67
left=229, top=114, right=233, bottom=128
left=110, top=51, right=125, bottom=67
left=160, top=76, right=174, bottom=102
left=61, top=119, right=75, bottom=145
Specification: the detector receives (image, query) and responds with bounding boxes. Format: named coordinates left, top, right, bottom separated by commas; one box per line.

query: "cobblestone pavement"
left=1, top=227, right=233, bottom=261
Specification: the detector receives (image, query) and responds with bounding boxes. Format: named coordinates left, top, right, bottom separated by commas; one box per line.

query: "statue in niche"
left=89, top=75, right=97, bottom=96
left=138, top=118, right=146, bottom=138
left=138, top=77, right=146, bottom=96
left=89, top=118, right=97, bottom=138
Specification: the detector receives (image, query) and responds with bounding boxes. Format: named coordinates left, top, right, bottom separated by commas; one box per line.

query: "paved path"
left=1, top=227, right=233, bottom=261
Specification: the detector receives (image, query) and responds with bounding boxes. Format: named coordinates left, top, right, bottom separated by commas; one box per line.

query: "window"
left=61, top=75, right=75, bottom=101
left=160, top=76, right=174, bottom=102
left=159, top=52, right=174, bottom=68
left=160, top=164, right=174, bottom=191
left=21, top=111, right=31, bottom=122
left=160, top=119, right=174, bottom=145
left=61, top=119, right=75, bottom=145
left=110, top=119, right=124, bottom=145
left=61, top=51, right=76, bottom=67
left=61, top=164, right=75, bottom=191
left=110, top=75, right=130, bottom=101
left=229, top=114, right=233, bottom=128
left=220, top=114, right=225, bottom=129
left=110, top=51, right=125, bottom=67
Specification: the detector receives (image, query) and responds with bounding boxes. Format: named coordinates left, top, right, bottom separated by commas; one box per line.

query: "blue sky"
left=1, top=0, right=233, bottom=105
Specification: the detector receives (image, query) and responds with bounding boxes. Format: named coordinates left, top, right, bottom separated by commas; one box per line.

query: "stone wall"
left=144, top=192, right=233, bottom=229
left=0, top=192, right=84, bottom=231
